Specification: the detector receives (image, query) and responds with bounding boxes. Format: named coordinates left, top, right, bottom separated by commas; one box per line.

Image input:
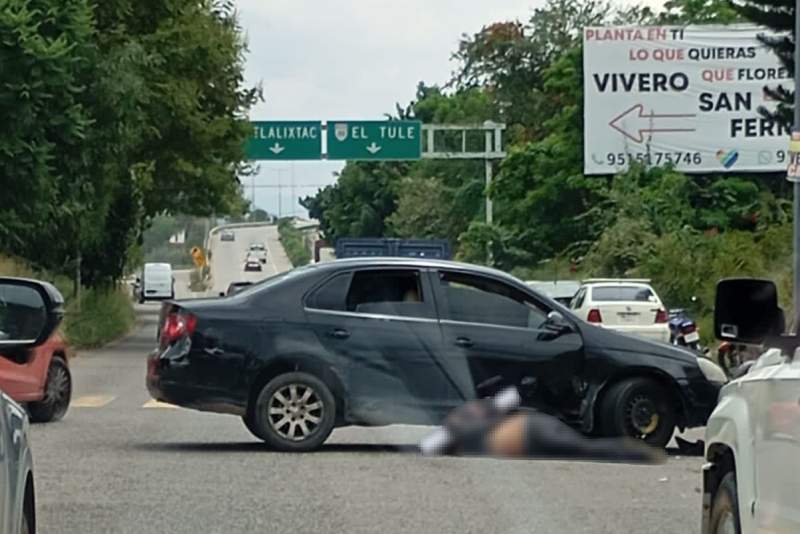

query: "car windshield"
left=592, top=286, right=656, bottom=302
left=5, top=1, right=780, bottom=532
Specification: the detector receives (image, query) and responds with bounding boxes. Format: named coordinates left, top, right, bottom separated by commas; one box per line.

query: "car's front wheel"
left=28, top=356, right=71, bottom=423
left=710, top=472, right=741, bottom=534
left=600, top=377, right=675, bottom=448
left=249, top=372, right=336, bottom=451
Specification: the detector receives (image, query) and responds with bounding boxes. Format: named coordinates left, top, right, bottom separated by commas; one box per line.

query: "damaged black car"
left=147, top=258, right=724, bottom=451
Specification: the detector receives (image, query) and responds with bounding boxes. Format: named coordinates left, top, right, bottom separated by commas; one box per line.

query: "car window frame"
left=303, top=266, right=438, bottom=321
left=433, top=268, right=559, bottom=332
left=571, top=287, right=586, bottom=309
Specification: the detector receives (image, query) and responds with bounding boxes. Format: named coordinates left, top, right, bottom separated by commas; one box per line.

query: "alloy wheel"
left=266, top=384, right=324, bottom=441
left=44, top=362, right=71, bottom=418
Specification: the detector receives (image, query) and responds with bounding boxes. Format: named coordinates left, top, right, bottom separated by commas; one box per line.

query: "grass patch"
left=63, top=287, right=136, bottom=349
left=1, top=254, right=135, bottom=349
left=277, top=219, right=311, bottom=267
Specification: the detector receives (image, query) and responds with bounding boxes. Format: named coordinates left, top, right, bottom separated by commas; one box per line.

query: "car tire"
left=250, top=372, right=336, bottom=452
left=28, top=356, right=71, bottom=423
left=710, top=472, right=741, bottom=534
left=600, top=377, right=675, bottom=448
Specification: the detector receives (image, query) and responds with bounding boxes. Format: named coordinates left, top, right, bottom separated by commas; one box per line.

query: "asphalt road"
left=28, top=225, right=708, bottom=533
left=207, top=224, right=292, bottom=296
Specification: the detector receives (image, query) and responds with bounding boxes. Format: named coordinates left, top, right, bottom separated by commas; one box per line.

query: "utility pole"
left=794, top=4, right=800, bottom=327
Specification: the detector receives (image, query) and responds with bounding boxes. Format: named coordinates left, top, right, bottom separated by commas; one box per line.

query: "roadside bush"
left=63, top=287, right=136, bottom=349
left=277, top=220, right=311, bottom=267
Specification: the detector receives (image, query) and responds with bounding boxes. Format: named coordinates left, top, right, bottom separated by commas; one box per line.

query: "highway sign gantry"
left=326, top=120, right=421, bottom=160
left=246, top=121, right=322, bottom=160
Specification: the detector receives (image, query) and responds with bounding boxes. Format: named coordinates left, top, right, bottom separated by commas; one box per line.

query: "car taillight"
left=681, top=323, right=697, bottom=334
left=160, top=312, right=197, bottom=347
left=655, top=309, right=668, bottom=323
left=587, top=309, right=602, bottom=323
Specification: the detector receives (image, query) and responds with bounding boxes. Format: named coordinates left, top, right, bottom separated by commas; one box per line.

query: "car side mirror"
left=0, top=277, right=65, bottom=351
left=545, top=311, right=573, bottom=333
left=714, top=278, right=784, bottom=344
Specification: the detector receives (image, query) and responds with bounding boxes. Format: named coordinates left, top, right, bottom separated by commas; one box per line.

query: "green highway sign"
left=246, top=121, right=322, bottom=160
left=327, top=120, right=421, bottom=160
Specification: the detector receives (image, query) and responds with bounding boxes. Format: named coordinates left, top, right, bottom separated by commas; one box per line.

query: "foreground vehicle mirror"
left=545, top=311, right=572, bottom=332
left=714, top=278, right=784, bottom=344
left=0, top=277, right=65, bottom=351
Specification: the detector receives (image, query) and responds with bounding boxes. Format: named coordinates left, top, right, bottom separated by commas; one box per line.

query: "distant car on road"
left=0, top=277, right=72, bottom=423
left=526, top=280, right=580, bottom=306
left=0, top=276, right=70, bottom=534
left=147, top=258, right=724, bottom=452
left=136, top=263, right=174, bottom=303
left=220, top=230, right=235, bottom=242
left=703, top=279, right=798, bottom=534
left=248, top=243, right=267, bottom=263
left=570, top=279, right=670, bottom=343
left=243, top=259, right=262, bottom=272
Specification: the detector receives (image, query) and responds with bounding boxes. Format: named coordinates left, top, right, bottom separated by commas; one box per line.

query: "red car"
left=0, top=277, right=72, bottom=422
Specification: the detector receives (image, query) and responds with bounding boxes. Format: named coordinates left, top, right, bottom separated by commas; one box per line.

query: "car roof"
left=582, top=278, right=651, bottom=285
left=310, top=257, right=522, bottom=281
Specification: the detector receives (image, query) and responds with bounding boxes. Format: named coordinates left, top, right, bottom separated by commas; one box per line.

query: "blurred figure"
left=431, top=396, right=665, bottom=463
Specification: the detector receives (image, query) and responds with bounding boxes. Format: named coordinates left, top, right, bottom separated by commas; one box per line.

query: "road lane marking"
left=72, top=395, right=115, bottom=408
left=142, top=399, right=179, bottom=409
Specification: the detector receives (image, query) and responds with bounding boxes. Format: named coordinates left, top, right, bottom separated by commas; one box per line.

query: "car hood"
left=580, top=323, right=699, bottom=364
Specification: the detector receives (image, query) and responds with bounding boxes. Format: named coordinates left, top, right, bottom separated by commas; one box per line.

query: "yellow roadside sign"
left=191, top=246, right=207, bottom=268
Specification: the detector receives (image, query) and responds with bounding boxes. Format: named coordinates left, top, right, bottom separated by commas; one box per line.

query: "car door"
left=304, top=267, right=457, bottom=425
left=433, top=269, right=585, bottom=417
left=750, top=356, right=800, bottom=531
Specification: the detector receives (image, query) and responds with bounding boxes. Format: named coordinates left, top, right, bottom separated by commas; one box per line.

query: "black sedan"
left=147, top=258, right=725, bottom=451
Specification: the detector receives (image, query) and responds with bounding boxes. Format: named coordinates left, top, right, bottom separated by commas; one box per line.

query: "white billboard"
left=583, top=25, right=791, bottom=175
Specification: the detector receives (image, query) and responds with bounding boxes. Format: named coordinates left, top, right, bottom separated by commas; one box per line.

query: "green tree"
left=731, top=0, right=795, bottom=126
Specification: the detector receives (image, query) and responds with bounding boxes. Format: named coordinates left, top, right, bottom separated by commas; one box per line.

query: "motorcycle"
left=717, top=341, right=762, bottom=378
left=668, top=308, right=702, bottom=351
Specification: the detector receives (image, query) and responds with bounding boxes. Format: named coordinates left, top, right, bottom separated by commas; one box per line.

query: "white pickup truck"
left=702, top=278, right=799, bottom=534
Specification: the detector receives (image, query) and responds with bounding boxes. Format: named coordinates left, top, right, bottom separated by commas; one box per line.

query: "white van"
left=138, top=263, right=174, bottom=303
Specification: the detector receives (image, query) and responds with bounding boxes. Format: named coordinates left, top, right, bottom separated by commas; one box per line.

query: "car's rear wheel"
left=710, top=472, right=740, bottom=534
left=600, top=377, right=675, bottom=448
left=28, top=356, right=71, bottom=423
left=250, top=372, right=336, bottom=451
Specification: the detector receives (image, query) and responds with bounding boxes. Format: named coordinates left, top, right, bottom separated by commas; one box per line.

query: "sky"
left=234, top=0, right=664, bottom=217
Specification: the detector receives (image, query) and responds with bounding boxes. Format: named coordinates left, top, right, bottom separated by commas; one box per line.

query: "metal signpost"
left=246, top=119, right=506, bottom=260
left=794, top=7, right=800, bottom=325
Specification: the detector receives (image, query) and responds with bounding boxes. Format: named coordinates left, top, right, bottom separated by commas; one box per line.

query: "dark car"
left=243, top=260, right=262, bottom=272
left=147, top=258, right=724, bottom=451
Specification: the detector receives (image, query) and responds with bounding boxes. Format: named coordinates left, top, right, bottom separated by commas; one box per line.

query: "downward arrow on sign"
left=366, top=142, right=382, bottom=154
left=609, top=104, right=696, bottom=143
left=269, top=143, right=285, bottom=154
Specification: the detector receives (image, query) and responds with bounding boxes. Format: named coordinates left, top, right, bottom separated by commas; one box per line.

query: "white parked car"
left=702, top=278, right=798, bottom=534
left=569, top=279, right=670, bottom=343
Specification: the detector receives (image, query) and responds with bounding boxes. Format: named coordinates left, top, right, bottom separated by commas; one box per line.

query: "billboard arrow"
left=366, top=142, right=382, bottom=154
left=268, top=143, right=285, bottom=154
left=609, top=104, right=696, bottom=143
